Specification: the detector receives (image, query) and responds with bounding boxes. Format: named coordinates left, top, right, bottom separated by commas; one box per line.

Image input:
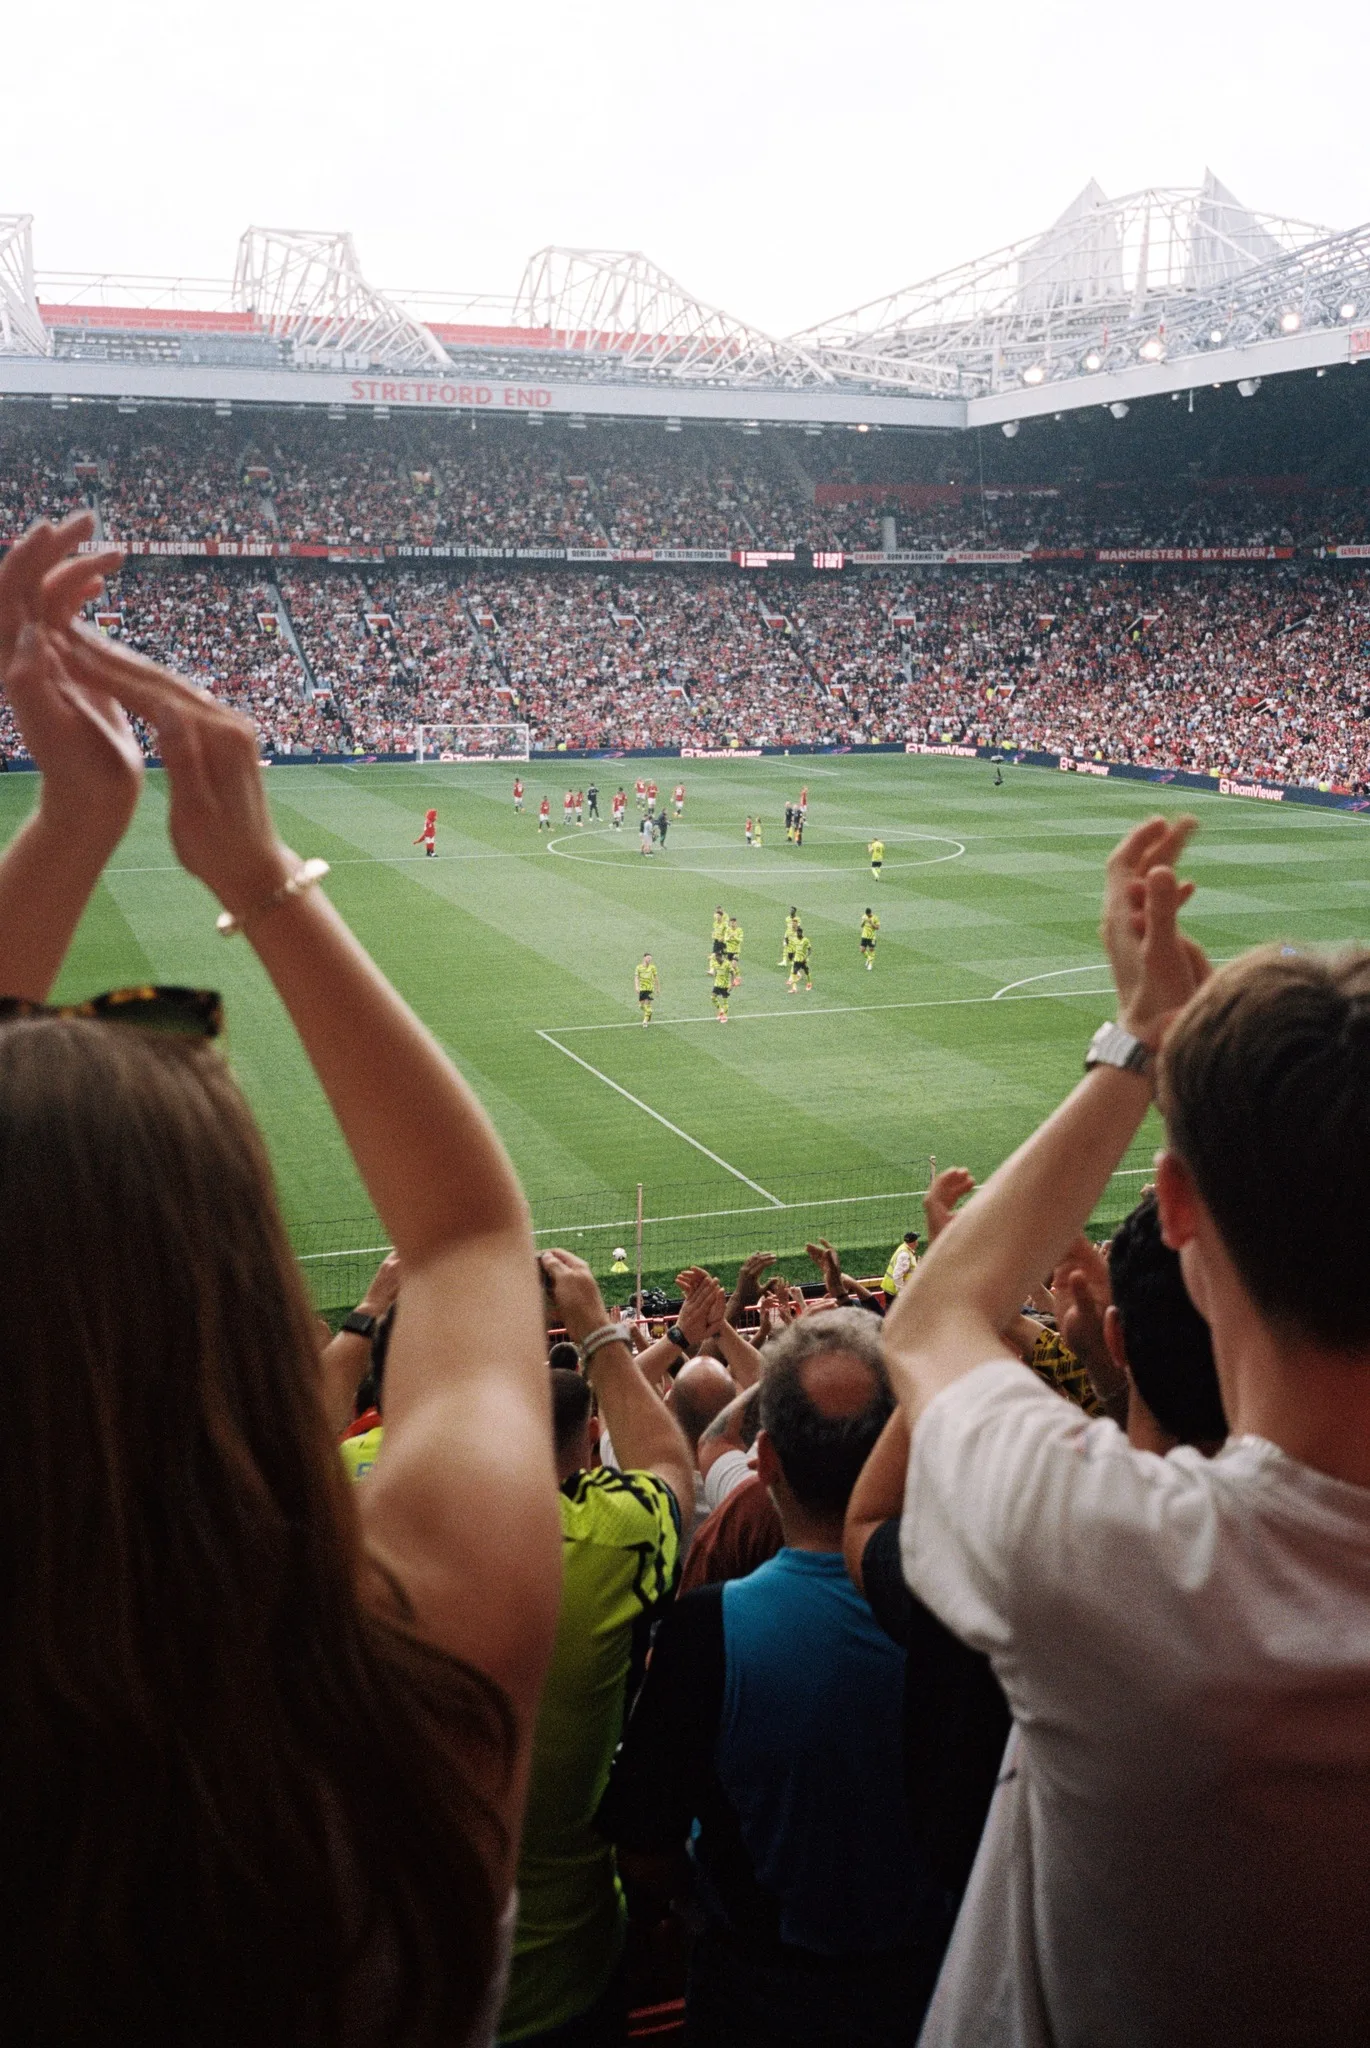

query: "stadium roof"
left=2, top=179, right=1369, bottom=429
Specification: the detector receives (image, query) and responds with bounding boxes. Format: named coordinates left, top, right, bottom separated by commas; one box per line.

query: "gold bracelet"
left=216, top=858, right=330, bottom=937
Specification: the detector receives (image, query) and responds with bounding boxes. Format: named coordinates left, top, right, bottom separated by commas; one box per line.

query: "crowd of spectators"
left=23, top=557, right=1368, bottom=788
left=5, top=512, right=1370, bottom=2047
left=11, top=413, right=1370, bottom=555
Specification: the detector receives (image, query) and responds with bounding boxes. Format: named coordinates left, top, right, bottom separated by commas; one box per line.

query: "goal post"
left=414, top=722, right=531, bottom=763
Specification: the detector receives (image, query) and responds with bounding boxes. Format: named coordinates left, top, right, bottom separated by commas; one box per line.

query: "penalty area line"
left=535, top=1030, right=784, bottom=1207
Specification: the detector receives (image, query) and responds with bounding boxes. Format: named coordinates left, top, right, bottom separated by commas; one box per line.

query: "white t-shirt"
left=701, top=1447, right=753, bottom=1512
left=903, top=1358, right=1370, bottom=2048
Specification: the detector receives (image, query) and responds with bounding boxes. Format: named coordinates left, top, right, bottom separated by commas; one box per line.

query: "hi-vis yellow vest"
left=882, top=1243, right=916, bottom=1295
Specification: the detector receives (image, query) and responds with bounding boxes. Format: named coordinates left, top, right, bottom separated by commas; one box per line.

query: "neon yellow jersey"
left=861, top=914, right=880, bottom=942
left=792, top=935, right=812, bottom=968
left=869, top=840, right=885, bottom=862
left=634, top=962, right=659, bottom=995
left=502, top=1468, right=681, bottom=2040
left=339, top=1424, right=384, bottom=1482
left=712, top=911, right=728, bottom=942
left=726, top=922, right=743, bottom=952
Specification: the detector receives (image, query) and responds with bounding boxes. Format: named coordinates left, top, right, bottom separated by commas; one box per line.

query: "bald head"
left=669, top=1358, right=738, bottom=1453
left=758, top=1309, right=893, bottom=1515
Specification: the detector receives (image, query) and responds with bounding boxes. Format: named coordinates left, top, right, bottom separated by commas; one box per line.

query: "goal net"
left=414, top=723, right=531, bottom=763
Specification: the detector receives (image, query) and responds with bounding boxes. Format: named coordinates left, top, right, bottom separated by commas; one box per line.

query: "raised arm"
left=0, top=517, right=141, bottom=998
left=843, top=1407, right=912, bottom=1594
left=54, top=613, right=561, bottom=1767
left=542, top=1248, right=695, bottom=1524
left=883, top=817, right=1209, bottom=1426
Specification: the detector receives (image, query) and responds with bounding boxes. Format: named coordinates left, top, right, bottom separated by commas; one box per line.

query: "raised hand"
left=540, top=1248, right=612, bottom=1345
left=805, top=1237, right=844, bottom=1295
left=733, top=1250, right=779, bottom=1306
left=677, top=1271, right=727, bottom=1348
left=1101, top=815, right=1210, bottom=1047
left=55, top=618, right=295, bottom=919
left=924, top=1166, right=976, bottom=1242
left=0, top=516, right=142, bottom=845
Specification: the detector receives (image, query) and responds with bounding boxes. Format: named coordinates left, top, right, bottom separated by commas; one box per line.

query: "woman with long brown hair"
left=0, top=515, right=562, bottom=2047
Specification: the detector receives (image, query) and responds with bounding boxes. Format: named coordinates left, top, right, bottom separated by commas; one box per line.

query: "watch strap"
left=665, top=1322, right=692, bottom=1355
left=1084, top=1021, right=1153, bottom=1078
left=341, top=1308, right=378, bottom=1340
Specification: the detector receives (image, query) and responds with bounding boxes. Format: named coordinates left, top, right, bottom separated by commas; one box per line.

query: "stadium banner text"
left=51, top=539, right=1315, bottom=569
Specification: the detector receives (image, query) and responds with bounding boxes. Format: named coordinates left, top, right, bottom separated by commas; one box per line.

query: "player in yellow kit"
left=860, top=908, right=880, bottom=970
left=709, top=905, right=729, bottom=980
left=725, top=915, right=743, bottom=988
left=634, top=953, right=660, bottom=1026
left=868, top=837, right=885, bottom=880
left=788, top=928, right=813, bottom=992
left=779, top=905, right=800, bottom=967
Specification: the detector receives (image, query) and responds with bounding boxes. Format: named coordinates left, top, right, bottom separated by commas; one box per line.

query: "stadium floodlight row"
left=1, top=177, right=1369, bottom=431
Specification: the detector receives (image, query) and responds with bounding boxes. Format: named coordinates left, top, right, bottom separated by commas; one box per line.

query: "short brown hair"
left=1159, top=945, right=1370, bottom=1349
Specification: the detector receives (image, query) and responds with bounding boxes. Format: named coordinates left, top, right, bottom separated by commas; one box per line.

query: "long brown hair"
left=0, top=1018, right=512, bottom=2046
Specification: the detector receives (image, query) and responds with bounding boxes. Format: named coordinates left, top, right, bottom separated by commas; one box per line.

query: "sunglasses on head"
left=0, top=986, right=223, bottom=1038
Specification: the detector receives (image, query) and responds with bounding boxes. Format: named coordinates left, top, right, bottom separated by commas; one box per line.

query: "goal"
left=414, top=722, right=531, bottom=763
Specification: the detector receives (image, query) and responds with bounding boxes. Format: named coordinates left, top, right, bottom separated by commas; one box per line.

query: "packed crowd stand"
left=7, top=412, right=1370, bottom=555
left=4, top=510, right=1370, bottom=2046
left=15, top=557, right=1363, bottom=791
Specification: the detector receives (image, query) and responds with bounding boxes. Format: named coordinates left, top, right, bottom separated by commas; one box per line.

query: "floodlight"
left=1341, top=302, right=1358, bottom=320
left=214, top=400, right=232, bottom=418
left=1317, top=367, right=1327, bottom=378
left=1237, top=378, right=1261, bottom=398
left=1002, top=420, right=1020, bottom=438
left=567, top=414, right=587, bottom=430
left=855, top=421, right=870, bottom=431
left=665, top=416, right=682, bottom=433
left=1280, top=310, right=1301, bottom=333
left=1022, top=364, right=1045, bottom=386
left=373, top=404, right=390, bottom=420
left=525, top=410, right=544, bottom=425
left=1084, top=351, right=1102, bottom=372
left=117, top=397, right=139, bottom=415
left=1109, top=401, right=1129, bottom=419
left=49, top=394, right=68, bottom=410
left=1209, top=329, right=1224, bottom=344
left=803, top=424, right=823, bottom=436
left=1139, top=338, right=1164, bottom=362
left=327, top=403, right=346, bottom=420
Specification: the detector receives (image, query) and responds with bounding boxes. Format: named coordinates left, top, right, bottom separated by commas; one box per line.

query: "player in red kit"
left=513, top=777, right=524, bottom=811
left=673, top=782, right=685, bottom=816
left=414, top=808, right=437, bottom=857
left=538, top=797, right=551, bottom=832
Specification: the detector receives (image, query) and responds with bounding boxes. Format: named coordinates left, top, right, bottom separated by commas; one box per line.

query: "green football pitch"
left=12, top=753, right=1367, bottom=1310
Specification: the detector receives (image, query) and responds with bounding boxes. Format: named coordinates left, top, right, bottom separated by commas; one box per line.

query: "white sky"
left=3, top=0, right=1364, bottom=334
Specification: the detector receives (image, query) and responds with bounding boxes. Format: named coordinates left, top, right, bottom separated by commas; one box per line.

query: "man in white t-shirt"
left=883, top=814, right=1370, bottom=2047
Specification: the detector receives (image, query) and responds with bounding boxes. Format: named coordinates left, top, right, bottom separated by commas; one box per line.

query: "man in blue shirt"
left=601, top=1311, right=948, bottom=2047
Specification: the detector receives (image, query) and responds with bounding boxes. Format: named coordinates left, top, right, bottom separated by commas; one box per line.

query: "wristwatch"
left=665, top=1322, right=693, bottom=1356
left=1084, top=1021, right=1153, bottom=1079
left=341, top=1308, right=379, bottom=1340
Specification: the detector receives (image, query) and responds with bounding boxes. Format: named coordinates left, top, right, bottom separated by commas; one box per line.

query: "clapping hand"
left=731, top=1250, right=779, bottom=1311
left=805, top=1237, right=844, bottom=1297
left=1102, top=816, right=1211, bottom=1048
left=0, top=515, right=142, bottom=847
left=923, top=1166, right=976, bottom=1243
left=674, top=1266, right=727, bottom=1347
